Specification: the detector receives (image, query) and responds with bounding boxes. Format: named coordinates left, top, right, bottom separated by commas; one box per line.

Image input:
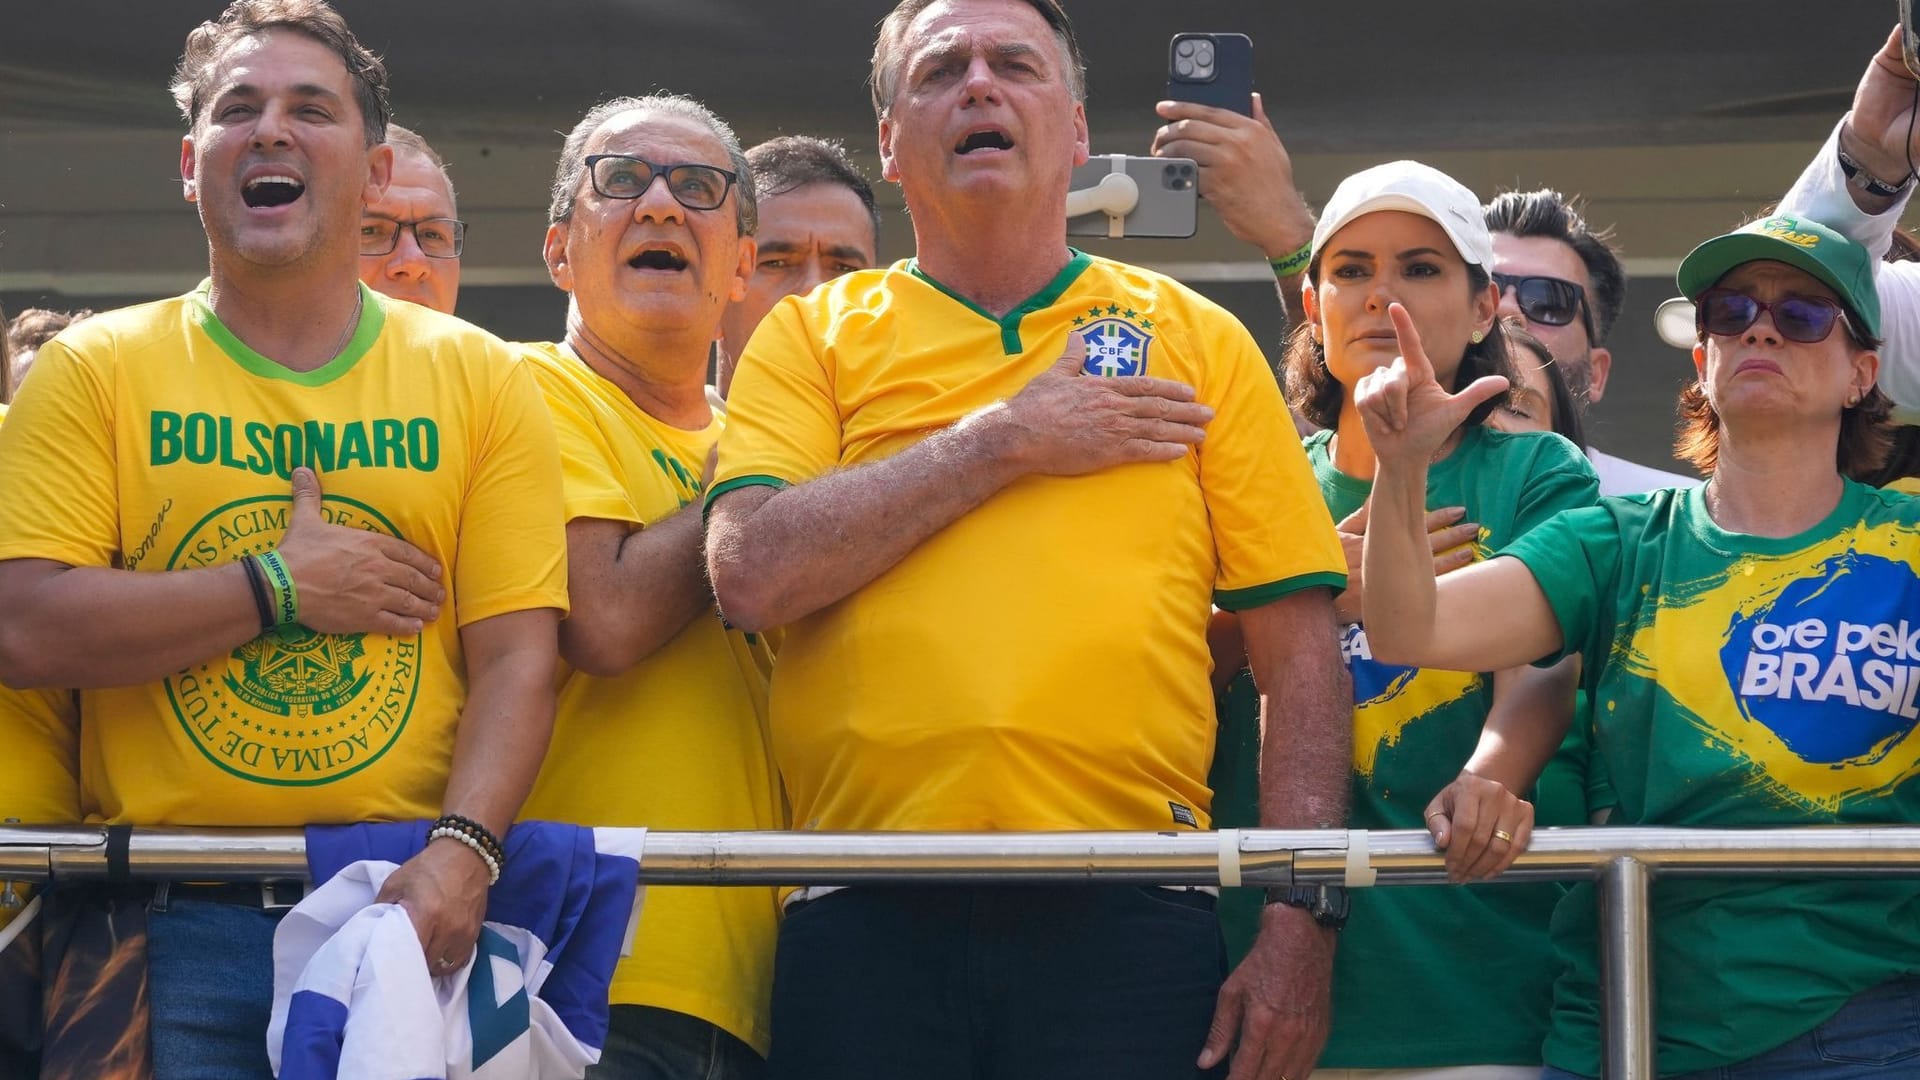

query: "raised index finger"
left=1387, top=303, right=1436, bottom=386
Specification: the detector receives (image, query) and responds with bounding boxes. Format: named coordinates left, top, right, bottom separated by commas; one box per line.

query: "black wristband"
left=1838, top=147, right=1913, bottom=198
left=240, top=554, right=275, bottom=633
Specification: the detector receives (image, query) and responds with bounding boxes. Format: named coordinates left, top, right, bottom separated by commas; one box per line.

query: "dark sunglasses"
left=1492, top=272, right=1594, bottom=338
left=1695, top=288, right=1851, bottom=345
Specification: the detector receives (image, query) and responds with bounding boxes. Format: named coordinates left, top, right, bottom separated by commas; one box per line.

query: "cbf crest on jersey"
left=1072, top=305, right=1155, bottom=377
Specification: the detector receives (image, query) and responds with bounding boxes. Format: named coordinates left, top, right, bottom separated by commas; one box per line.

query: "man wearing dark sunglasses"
left=516, top=93, right=780, bottom=1080
left=1486, top=189, right=1698, bottom=495
left=357, top=124, right=462, bottom=315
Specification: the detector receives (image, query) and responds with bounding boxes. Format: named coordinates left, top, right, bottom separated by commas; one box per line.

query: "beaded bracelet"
left=1268, top=240, right=1313, bottom=280
left=429, top=826, right=501, bottom=885
left=239, top=553, right=275, bottom=633
left=254, top=549, right=299, bottom=627
left=433, top=812, right=507, bottom=871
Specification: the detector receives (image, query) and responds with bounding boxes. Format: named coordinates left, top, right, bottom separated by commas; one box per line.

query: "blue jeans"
left=768, top=885, right=1227, bottom=1080
left=146, top=896, right=285, bottom=1080
left=1542, top=974, right=1920, bottom=1079
left=590, top=1004, right=766, bottom=1080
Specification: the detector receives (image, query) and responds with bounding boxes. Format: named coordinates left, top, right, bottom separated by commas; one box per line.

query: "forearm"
left=441, top=610, right=560, bottom=838
left=1356, top=462, right=1438, bottom=659
left=0, top=560, right=261, bottom=689
left=1245, top=591, right=1351, bottom=831
left=709, top=411, right=1022, bottom=630
left=1468, top=660, right=1579, bottom=794
left=559, top=508, right=711, bottom=675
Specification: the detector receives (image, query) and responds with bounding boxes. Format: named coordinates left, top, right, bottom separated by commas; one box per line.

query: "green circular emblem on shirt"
left=163, top=494, right=421, bottom=786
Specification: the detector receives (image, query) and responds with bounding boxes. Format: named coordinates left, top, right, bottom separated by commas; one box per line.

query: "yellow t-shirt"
left=0, top=284, right=568, bottom=826
left=0, top=685, right=77, bottom=931
left=518, top=342, right=782, bottom=1055
left=712, top=252, right=1345, bottom=834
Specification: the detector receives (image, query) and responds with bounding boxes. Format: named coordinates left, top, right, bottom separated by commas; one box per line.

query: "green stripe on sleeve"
left=1214, top=571, right=1348, bottom=611
left=702, top=474, right=790, bottom=523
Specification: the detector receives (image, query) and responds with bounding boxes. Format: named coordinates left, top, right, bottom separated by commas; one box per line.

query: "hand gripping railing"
left=9, top=824, right=1920, bottom=1079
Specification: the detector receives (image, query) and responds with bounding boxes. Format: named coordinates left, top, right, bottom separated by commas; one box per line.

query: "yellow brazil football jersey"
left=517, top=342, right=783, bottom=1055
left=712, top=251, right=1345, bottom=835
left=0, top=283, right=568, bottom=827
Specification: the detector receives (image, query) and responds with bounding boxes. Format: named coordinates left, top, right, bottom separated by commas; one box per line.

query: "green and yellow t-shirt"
left=712, top=251, right=1344, bottom=835
left=1505, top=481, right=1920, bottom=1075
left=1299, top=425, right=1598, bottom=1067
left=0, top=284, right=568, bottom=826
left=518, top=342, right=782, bottom=1055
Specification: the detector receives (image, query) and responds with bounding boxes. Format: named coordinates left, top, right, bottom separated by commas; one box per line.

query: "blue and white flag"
left=268, top=821, right=644, bottom=1080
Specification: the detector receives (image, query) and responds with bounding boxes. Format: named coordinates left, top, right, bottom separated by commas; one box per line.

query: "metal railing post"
left=1598, top=855, right=1654, bottom=1080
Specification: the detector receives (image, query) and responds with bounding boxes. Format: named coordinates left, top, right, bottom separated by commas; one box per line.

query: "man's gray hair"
left=385, top=123, right=457, bottom=216
left=869, top=0, right=1086, bottom=118
left=546, top=93, right=757, bottom=235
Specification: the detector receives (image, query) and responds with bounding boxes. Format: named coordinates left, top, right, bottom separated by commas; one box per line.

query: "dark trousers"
left=591, top=1004, right=766, bottom=1080
left=768, top=885, right=1227, bottom=1080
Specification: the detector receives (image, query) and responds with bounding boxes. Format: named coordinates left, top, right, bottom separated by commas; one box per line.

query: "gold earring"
left=1470, top=330, right=1485, bottom=344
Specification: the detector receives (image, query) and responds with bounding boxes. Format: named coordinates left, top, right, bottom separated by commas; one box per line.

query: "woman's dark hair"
left=1284, top=255, right=1514, bottom=431
left=1862, top=425, right=1920, bottom=488
left=1501, top=316, right=1587, bottom=451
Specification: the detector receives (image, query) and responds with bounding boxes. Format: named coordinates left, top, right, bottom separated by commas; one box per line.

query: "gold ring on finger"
left=1492, top=829, right=1514, bottom=844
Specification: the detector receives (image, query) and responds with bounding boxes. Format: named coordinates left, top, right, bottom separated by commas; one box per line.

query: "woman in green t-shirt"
left=1229, top=161, right=1601, bottom=1076
left=1357, top=214, right=1920, bottom=1078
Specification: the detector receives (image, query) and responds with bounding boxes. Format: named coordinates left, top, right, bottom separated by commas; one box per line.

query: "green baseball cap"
left=1676, top=214, right=1880, bottom=340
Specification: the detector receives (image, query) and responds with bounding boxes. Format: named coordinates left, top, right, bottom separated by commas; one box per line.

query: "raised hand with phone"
left=1151, top=32, right=1319, bottom=329
left=1835, top=23, right=1920, bottom=213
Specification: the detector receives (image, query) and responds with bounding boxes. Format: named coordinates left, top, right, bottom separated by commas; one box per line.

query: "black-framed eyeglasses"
left=1695, top=288, right=1852, bottom=345
left=585, top=154, right=738, bottom=212
left=1493, top=272, right=1595, bottom=340
left=360, top=215, right=466, bottom=258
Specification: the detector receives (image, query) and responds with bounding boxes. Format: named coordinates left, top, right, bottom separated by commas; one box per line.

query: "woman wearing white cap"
left=1275, top=160, right=1599, bottom=1077
left=1357, top=214, right=1920, bottom=1077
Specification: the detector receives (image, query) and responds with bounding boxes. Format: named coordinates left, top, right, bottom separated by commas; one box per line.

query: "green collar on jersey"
left=192, top=280, right=385, bottom=387
left=907, top=248, right=1092, bottom=355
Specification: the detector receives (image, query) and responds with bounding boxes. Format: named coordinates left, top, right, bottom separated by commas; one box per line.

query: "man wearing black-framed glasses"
left=1486, top=189, right=1698, bottom=495
left=518, top=93, right=778, bottom=1080
left=357, top=123, right=463, bottom=315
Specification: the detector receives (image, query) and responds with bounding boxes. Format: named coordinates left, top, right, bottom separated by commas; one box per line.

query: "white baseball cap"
left=1310, top=160, right=1494, bottom=269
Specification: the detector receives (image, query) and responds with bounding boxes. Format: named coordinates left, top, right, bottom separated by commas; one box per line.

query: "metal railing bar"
left=7, top=824, right=1920, bottom=885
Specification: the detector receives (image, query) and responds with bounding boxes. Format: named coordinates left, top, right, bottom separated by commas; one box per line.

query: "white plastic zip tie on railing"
left=1345, top=829, right=1377, bottom=887
left=1217, top=828, right=1242, bottom=887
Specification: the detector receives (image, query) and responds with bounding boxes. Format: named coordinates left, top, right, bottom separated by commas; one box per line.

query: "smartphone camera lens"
left=1193, top=40, right=1215, bottom=64
left=1174, top=56, right=1195, bottom=78
left=1166, top=164, right=1194, bottom=191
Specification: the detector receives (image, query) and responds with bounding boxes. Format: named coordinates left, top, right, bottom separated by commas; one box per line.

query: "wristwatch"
left=1837, top=146, right=1913, bottom=199
left=1265, top=884, right=1350, bottom=930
